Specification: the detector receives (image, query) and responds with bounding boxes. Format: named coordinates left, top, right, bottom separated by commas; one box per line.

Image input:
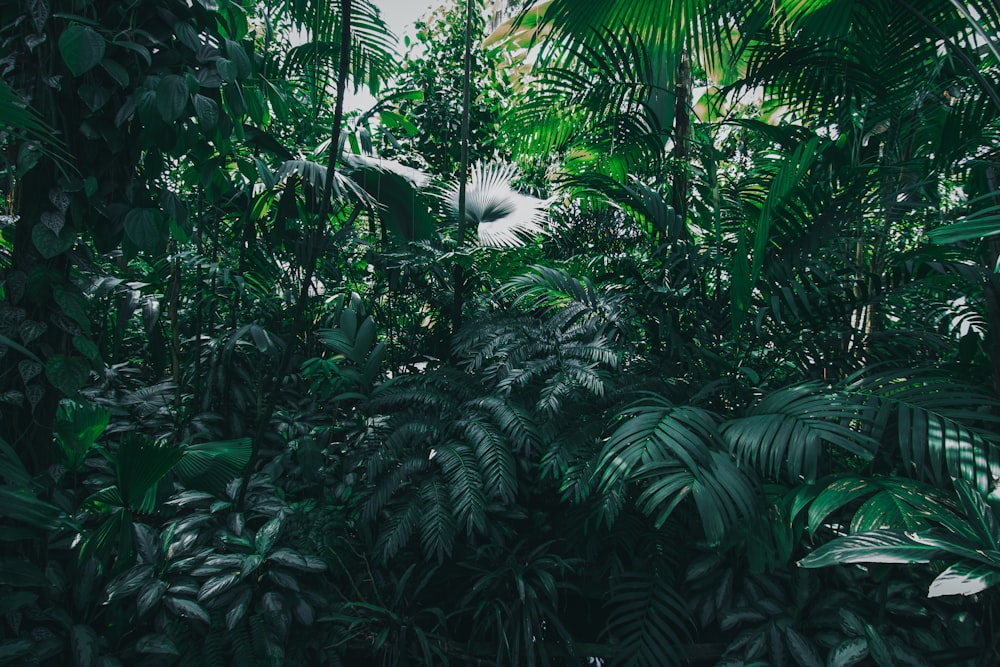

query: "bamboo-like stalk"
left=238, top=0, right=353, bottom=505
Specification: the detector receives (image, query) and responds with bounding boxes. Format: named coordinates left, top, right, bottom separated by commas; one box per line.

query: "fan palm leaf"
left=443, top=163, right=552, bottom=248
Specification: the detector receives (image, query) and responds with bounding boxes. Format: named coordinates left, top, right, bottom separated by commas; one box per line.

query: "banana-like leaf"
left=928, top=561, right=1000, bottom=597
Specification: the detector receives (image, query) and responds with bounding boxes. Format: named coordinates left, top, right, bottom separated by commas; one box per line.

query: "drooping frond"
left=843, top=367, right=1000, bottom=493
left=722, top=382, right=879, bottom=483
left=278, top=0, right=397, bottom=97
left=603, top=569, right=692, bottom=667
left=594, top=397, right=760, bottom=545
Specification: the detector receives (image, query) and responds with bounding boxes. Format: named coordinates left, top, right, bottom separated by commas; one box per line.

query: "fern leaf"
left=603, top=571, right=692, bottom=667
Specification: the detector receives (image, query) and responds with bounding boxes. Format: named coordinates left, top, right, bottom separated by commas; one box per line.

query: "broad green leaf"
left=59, top=25, right=105, bottom=77
left=53, top=285, right=90, bottom=332
left=123, top=208, right=166, bottom=253
left=137, top=580, right=166, bottom=616
left=255, top=516, right=282, bottom=555
left=0, top=639, right=33, bottom=661
left=928, top=561, right=1000, bottom=597
left=807, top=476, right=875, bottom=535
left=225, top=587, right=253, bottom=629
left=197, top=571, right=241, bottom=602
left=105, top=563, right=154, bottom=601
left=100, top=58, right=129, bottom=87
left=953, top=478, right=999, bottom=549
left=192, top=94, right=219, bottom=132
left=164, top=596, right=210, bottom=623
left=267, top=548, right=327, bottom=572
left=135, top=634, right=179, bottom=655
left=827, top=637, right=868, bottom=667
left=155, top=74, right=189, bottom=121
left=225, top=39, right=251, bottom=77
left=863, top=624, right=894, bottom=667
left=32, top=223, right=74, bottom=258
left=798, top=530, right=946, bottom=568
left=45, top=355, right=91, bottom=396
left=73, top=336, right=101, bottom=362
left=70, top=624, right=98, bottom=667
left=785, top=626, right=822, bottom=667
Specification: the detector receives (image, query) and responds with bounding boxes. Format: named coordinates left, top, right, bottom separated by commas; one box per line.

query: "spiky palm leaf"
left=443, top=163, right=552, bottom=248
left=843, top=367, right=1000, bottom=493
left=278, top=0, right=397, bottom=98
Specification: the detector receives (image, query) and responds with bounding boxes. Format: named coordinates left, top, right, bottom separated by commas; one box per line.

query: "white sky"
left=375, top=0, right=438, bottom=39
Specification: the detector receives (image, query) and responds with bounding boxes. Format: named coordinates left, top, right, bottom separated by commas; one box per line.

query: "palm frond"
left=278, top=0, right=397, bottom=97
left=722, top=381, right=879, bottom=483
left=175, top=438, right=253, bottom=495
left=433, top=441, right=488, bottom=536
left=443, top=163, right=552, bottom=248
left=603, top=569, right=692, bottom=667
left=842, top=367, right=1000, bottom=493
left=595, top=397, right=760, bottom=544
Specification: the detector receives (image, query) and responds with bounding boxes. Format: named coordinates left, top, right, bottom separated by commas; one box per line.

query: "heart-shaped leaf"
left=32, top=223, right=74, bottom=258
left=156, top=74, right=189, bottom=122
left=59, top=24, right=105, bottom=77
left=123, top=208, right=166, bottom=253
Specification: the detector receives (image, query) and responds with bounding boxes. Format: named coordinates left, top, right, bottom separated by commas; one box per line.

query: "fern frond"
left=469, top=396, right=543, bottom=456
left=455, top=418, right=517, bottom=503
left=433, top=442, right=488, bottom=536
left=418, top=478, right=457, bottom=563
left=603, top=571, right=692, bottom=667
left=376, top=491, right=421, bottom=562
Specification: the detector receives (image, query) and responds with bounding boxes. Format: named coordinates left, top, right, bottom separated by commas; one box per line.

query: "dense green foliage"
left=3, top=0, right=1000, bottom=665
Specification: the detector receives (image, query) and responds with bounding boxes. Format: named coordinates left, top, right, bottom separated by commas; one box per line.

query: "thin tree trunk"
left=238, top=0, right=353, bottom=505
left=452, top=0, right=475, bottom=338
left=670, top=48, right=692, bottom=240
